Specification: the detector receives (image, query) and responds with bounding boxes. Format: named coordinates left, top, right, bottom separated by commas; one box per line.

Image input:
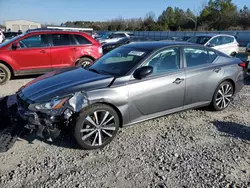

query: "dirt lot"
left=1, top=76, right=250, bottom=188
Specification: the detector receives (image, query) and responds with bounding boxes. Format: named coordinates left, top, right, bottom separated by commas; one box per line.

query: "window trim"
left=137, top=46, right=182, bottom=78
left=15, top=34, right=51, bottom=50
left=182, top=46, right=218, bottom=69
left=48, top=33, right=78, bottom=47
left=208, top=36, right=223, bottom=46
left=72, top=34, right=92, bottom=46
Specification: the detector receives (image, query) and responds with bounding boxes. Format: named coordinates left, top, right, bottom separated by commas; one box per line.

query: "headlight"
left=33, top=97, right=69, bottom=110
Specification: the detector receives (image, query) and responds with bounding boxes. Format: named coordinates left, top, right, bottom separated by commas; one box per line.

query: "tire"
left=74, top=104, right=120, bottom=150
left=211, top=81, right=234, bottom=111
left=76, top=57, right=93, bottom=68
left=230, top=52, right=237, bottom=57
left=0, top=63, right=11, bottom=85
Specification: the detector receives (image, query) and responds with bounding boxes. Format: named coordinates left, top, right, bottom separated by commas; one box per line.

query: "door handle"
left=72, top=48, right=77, bottom=51
left=40, top=50, right=46, bottom=53
left=173, top=78, right=184, bottom=84
left=213, top=67, right=221, bottom=73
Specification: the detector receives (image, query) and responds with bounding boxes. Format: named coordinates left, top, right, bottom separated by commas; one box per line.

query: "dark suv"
left=0, top=30, right=102, bottom=85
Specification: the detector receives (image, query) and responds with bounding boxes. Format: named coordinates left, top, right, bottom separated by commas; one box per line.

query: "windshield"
left=188, top=36, right=212, bottom=45
left=89, top=47, right=150, bottom=76
left=0, top=33, right=25, bottom=47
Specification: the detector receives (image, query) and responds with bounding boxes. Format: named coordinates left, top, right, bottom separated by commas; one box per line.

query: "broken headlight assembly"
left=28, top=97, right=70, bottom=115
left=28, top=92, right=89, bottom=116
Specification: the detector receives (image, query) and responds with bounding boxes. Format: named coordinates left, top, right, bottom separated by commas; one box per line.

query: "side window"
left=19, top=34, right=49, bottom=48
left=144, top=47, right=179, bottom=75
left=209, top=36, right=222, bottom=46
left=74, top=34, right=91, bottom=45
left=224, top=36, right=234, bottom=44
left=51, top=34, right=74, bottom=46
left=208, top=50, right=218, bottom=62
left=112, top=33, right=125, bottom=38
left=184, top=47, right=217, bottom=67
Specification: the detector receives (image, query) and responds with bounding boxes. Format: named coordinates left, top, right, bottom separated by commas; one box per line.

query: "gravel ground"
left=1, top=77, right=250, bottom=188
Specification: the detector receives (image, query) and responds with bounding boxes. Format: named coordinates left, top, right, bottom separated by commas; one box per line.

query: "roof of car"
left=193, top=33, right=235, bottom=37
left=122, top=41, right=195, bottom=50
left=25, top=30, right=90, bottom=35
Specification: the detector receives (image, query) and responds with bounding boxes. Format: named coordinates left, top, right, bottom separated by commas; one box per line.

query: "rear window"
left=74, top=34, right=92, bottom=45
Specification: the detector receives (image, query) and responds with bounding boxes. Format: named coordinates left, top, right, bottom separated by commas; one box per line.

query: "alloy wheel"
left=80, top=110, right=116, bottom=146
left=80, top=61, right=91, bottom=68
left=0, top=68, right=6, bottom=82
left=215, top=83, right=233, bottom=109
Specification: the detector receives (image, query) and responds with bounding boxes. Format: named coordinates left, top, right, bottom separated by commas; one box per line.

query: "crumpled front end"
left=16, top=91, right=90, bottom=141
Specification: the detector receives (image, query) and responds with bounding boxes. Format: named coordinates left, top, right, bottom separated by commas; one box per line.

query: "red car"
left=0, top=30, right=103, bottom=85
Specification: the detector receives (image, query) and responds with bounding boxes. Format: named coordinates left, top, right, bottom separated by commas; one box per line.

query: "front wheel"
left=74, top=104, right=120, bottom=150
left=211, top=81, right=234, bottom=111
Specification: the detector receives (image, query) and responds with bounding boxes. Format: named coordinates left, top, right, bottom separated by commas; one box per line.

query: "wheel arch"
left=75, top=55, right=95, bottom=65
left=0, top=60, right=14, bottom=77
left=94, top=102, right=124, bottom=128
left=216, top=78, right=236, bottom=95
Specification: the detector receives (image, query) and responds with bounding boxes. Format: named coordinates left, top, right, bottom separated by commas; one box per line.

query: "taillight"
left=238, top=62, right=247, bottom=68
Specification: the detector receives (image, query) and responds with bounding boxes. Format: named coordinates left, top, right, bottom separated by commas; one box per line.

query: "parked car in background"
left=246, top=43, right=250, bottom=53
left=187, top=34, right=239, bottom=56
left=102, top=36, right=153, bottom=54
left=2, top=31, right=23, bottom=42
left=98, top=31, right=134, bottom=44
left=16, top=41, right=245, bottom=150
left=0, top=31, right=5, bottom=43
left=0, top=30, right=102, bottom=85
left=182, top=36, right=192, bottom=41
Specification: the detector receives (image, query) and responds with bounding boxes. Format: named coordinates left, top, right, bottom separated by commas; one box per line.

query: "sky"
left=0, top=0, right=248, bottom=25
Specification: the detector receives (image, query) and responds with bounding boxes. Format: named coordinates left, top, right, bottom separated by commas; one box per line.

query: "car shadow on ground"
left=12, top=74, right=42, bottom=80
left=244, top=76, right=250, bottom=86
left=213, top=121, right=250, bottom=142
left=19, top=127, right=83, bottom=150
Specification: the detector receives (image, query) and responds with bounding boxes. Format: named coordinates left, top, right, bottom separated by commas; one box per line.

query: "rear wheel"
left=76, top=57, right=93, bottom=68
left=0, top=63, right=11, bottom=85
left=211, top=81, right=234, bottom=111
left=74, top=104, right=120, bottom=150
left=230, top=52, right=237, bottom=57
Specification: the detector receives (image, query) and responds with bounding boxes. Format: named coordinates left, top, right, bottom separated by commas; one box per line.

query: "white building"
left=5, top=20, right=41, bottom=32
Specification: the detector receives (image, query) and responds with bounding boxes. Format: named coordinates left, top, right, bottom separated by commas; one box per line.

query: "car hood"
left=20, top=67, right=114, bottom=103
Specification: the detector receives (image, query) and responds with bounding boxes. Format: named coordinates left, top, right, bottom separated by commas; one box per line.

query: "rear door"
left=183, top=46, right=224, bottom=106
left=49, top=33, right=79, bottom=69
left=9, top=34, right=52, bottom=73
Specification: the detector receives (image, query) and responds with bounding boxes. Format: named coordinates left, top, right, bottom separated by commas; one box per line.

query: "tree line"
left=61, top=0, right=250, bottom=31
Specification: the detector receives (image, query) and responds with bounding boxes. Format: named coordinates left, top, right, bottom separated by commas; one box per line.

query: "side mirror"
left=207, top=43, right=215, bottom=47
left=133, top=66, right=153, bottom=79
left=12, top=42, right=20, bottom=49
left=109, top=35, right=113, bottom=39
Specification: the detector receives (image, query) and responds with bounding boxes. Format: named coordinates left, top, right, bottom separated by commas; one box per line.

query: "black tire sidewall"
left=74, top=104, right=120, bottom=150
left=212, top=81, right=233, bottom=111
left=0, top=63, right=11, bottom=85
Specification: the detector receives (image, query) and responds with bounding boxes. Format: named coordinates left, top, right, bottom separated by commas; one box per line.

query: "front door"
left=128, top=47, right=186, bottom=122
left=11, top=34, right=52, bottom=74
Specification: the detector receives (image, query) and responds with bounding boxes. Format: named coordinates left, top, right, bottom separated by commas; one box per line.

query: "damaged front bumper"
left=16, top=91, right=89, bottom=141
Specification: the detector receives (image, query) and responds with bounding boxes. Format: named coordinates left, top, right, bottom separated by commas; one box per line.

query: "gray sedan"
left=17, top=42, right=245, bottom=150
